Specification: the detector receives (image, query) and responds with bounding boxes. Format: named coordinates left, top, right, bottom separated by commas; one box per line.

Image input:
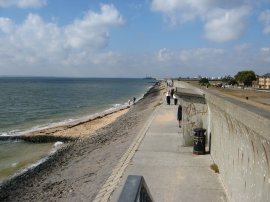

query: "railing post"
left=118, top=175, right=154, bottom=202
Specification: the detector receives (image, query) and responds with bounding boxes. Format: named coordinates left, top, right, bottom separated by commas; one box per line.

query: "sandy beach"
left=23, top=108, right=129, bottom=139
left=0, top=81, right=164, bottom=202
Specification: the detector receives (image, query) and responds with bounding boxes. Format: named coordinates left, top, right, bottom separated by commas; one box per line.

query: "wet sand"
left=24, top=108, right=129, bottom=139
left=0, top=82, right=164, bottom=202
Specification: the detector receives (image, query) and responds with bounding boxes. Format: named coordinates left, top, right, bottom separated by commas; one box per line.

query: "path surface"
left=110, top=102, right=227, bottom=202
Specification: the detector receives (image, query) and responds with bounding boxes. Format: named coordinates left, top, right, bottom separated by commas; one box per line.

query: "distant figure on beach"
left=133, top=97, right=136, bottom=104
left=128, top=99, right=131, bottom=105
left=177, top=105, right=182, bottom=128
left=166, top=91, right=171, bottom=105
left=173, top=94, right=178, bottom=105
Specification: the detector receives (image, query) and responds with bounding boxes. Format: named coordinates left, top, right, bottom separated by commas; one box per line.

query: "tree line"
left=199, top=70, right=256, bottom=87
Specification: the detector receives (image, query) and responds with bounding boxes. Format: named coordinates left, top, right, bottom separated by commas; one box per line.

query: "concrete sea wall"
left=174, top=80, right=270, bottom=202
left=173, top=81, right=209, bottom=147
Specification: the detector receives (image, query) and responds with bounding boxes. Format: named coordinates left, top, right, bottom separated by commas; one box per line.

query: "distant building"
left=252, top=76, right=259, bottom=89
left=258, top=73, right=270, bottom=89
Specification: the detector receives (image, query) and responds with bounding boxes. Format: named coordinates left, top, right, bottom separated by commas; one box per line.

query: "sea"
left=0, top=77, right=155, bottom=182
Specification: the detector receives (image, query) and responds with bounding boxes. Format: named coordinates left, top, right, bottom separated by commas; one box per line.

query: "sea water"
left=0, top=77, right=153, bottom=135
left=0, top=77, right=154, bottom=182
left=0, top=141, right=55, bottom=182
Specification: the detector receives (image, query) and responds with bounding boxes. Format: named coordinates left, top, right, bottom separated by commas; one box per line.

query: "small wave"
left=49, top=141, right=64, bottom=155
left=54, top=141, right=63, bottom=147
left=0, top=119, right=77, bottom=137
left=0, top=130, right=21, bottom=136
left=103, top=103, right=126, bottom=113
left=112, top=103, right=121, bottom=108
left=19, top=157, right=48, bottom=174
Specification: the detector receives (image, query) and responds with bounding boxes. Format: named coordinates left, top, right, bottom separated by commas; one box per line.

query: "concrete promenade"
left=110, top=101, right=227, bottom=202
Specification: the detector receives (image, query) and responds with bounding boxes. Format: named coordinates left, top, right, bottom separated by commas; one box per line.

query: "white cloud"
left=259, top=10, right=270, bottom=34
left=261, top=47, right=270, bottom=52
left=65, top=4, right=125, bottom=49
left=259, top=47, right=270, bottom=62
left=157, top=48, right=171, bottom=61
left=151, top=0, right=187, bottom=13
left=0, top=4, right=125, bottom=74
left=0, top=17, right=14, bottom=33
left=151, top=0, right=199, bottom=25
left=155, top=48, right=225, bottom=67
left=234, top=43, right=251, bottom=51
left=258, top=47, right=270, bottom=63
left=178, top=48, right=225, bottom=63
left=204, top=7, right=249, bottom=42
left=151, top=0, right=252, bottom=42
left=157, top=47, right=224, bottom=64
left=149, top=47, right=268, bottom=77
left=0, top=0, right=46, bottom=8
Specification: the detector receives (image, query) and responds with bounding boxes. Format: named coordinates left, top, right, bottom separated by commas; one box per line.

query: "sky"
left=0, top=0, right=270, bottom=78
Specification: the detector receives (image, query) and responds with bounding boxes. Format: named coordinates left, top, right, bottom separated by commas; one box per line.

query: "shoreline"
left=0, top=107, right=130, bottom=143
left=0, top=81, right=164, bottom=201
left=0, top=83, right=154, bottom=142
left=0, top=107, right=127, bottom=138
left=0, top=79, right=153, bottom=138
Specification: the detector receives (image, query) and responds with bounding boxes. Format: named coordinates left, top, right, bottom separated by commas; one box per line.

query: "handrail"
left=118, top=175, right=154, bottom=202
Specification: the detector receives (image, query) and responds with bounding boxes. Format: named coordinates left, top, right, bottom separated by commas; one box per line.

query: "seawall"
left=174, top=80, right=270, bottom=202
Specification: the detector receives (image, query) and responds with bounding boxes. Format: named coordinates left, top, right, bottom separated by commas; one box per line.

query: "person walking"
left=173, top=94, right=178, bottom=105
left=177, top=105, right=182, bottom=128
left=170, top=88, right=175, bottom=98
left=166, top=91, right=171, bottom=105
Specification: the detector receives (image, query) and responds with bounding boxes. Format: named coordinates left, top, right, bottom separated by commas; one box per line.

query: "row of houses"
left=256, top=73, right=270, bottom=89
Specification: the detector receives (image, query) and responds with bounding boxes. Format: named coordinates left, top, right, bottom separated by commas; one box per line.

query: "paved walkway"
left=110, top=102, right=227, bottom=202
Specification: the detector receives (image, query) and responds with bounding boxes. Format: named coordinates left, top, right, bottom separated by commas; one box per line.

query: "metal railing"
left=118, top=175, right=154, bottom=202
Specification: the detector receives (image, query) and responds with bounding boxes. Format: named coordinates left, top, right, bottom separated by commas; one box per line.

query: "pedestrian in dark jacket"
left=177, top=105, right=182, bottom=128
left=173, top=94, right=178, bottom=105
left=166, top=91, right=171, bottom=105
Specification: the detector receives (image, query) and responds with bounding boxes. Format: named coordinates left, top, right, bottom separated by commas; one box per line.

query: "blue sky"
left=0, top=0, right=270, bottom=78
